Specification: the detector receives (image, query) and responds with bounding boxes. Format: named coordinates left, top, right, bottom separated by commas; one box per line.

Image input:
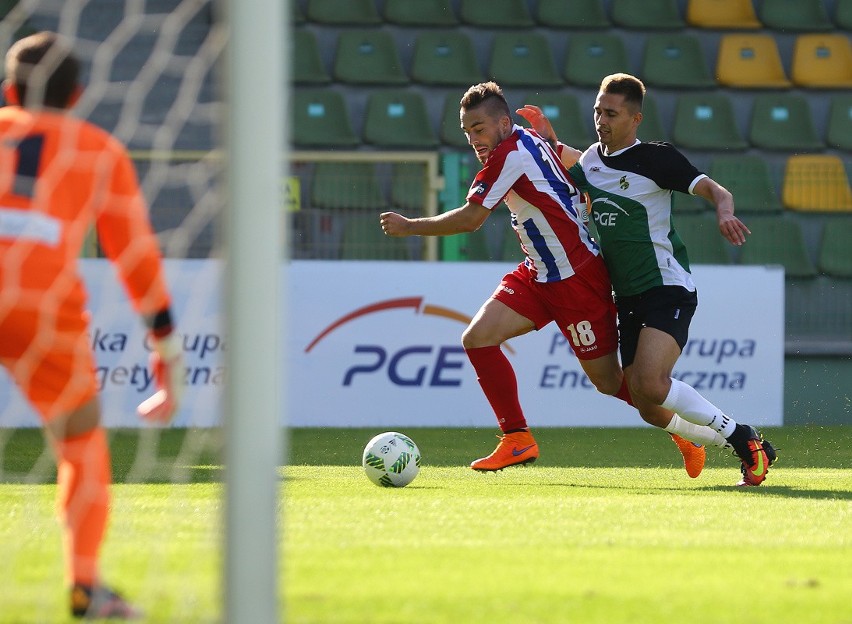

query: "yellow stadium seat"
left=716, top=34, right=791, bottom=88
left=686, top=0, right=761, bottom=29
left=782, top=155, right=852, bottom=213
left=791, top=34, right=852, bottom=89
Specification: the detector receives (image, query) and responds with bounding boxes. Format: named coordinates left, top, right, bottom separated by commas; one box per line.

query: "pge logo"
left=305, top=297, right=513, bottom=387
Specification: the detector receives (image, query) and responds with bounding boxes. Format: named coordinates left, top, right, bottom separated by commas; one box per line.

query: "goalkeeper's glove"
left=137, top=332, right=184, bottom=424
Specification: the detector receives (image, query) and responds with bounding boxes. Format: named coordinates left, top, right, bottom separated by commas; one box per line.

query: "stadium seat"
left=672, top=192, right=708, bottom=214
left=383, top=0, right=458, bottom=26
left=748, top=93, right=824, bottom=152
left=536, top=0, right=610, bottom=28
left=716, top=34, right=791, bottom=88
left=293, top=1, right=305, bottom=24
left=440, top=93, right=469, bottom=148
left=363, top=90, right=438, bottom=149
left=759, top=0, right=833, bottom=31
left=459, top=0, right=534, bottom=27
left=291, top=89, right=359, bottom=148
left=292, top=29, right=330, bottom=85
left=341, top=214, right=411, bottom=260
left=637, top=95, right=668, bottom=142
left=311, top=163, right=385, bottom=210
left=611, top=0, right=685, bottom=29
left=464, top=210, right=513, bottom=261
left=686, top=0, right=761, bottom=29
left=390, top=163, right=427, bottom=212
left=305, top=0, right=381, bottom=24
left=672, top=93, right=748, bottom=151
left=333, top=30, right=407, bottom=85
left=827, top=94, right=852, bottom=151
left=641, top=34, right=716, bottom=89
left=674, top=214, right=731, bottom=264
left=791, top=34, right=852, bottom=89
left=709, top=155, right=781, bottom=214
left=837, top=0, right=852, bottom=30
left=488, top=33, right=562, bottom=88
left=411, top=32, right=483, bottom=86
left=818, top=218, right=852, bottom=278
left=522, top=92, right=594, bottom=149
left=782, top=155, right=852, bottom=213
left=738, top=216, right=816, bottom=278
left=563, top=34, right=629, bottom=88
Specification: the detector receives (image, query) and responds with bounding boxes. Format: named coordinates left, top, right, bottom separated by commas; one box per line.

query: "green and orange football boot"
left=729, top=425, right=777, bottom=486
left=470, top=430, right=539, bottom=471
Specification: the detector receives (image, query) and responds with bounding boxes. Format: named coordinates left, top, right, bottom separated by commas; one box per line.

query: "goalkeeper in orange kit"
left=0, top=32, right=183, bottom=619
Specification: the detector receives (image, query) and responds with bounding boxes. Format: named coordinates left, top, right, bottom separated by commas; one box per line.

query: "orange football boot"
left=670, top=433, right=706, bottom=478
left=470, top=430, right=539, bottom=471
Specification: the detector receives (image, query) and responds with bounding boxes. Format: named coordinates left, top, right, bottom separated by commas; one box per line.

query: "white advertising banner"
left=0, top=259, right=785, bottom=428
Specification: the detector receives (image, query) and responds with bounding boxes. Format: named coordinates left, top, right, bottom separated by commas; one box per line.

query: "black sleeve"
left=640, top=142, right=704, bottom=194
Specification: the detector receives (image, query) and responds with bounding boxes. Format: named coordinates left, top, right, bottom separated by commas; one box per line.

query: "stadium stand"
left=488, top=33, right=563, bottom=87
left=818, top=218, right=852, bottom=278
left=827, top=94, right=852, bottom=150
left=333, top=30, right=408, bottom=85
left=341, top=214, right=411, bottom=260
left=411, top=31, right=483, bottom=86
left=536, top=0, right=610, bottom=28
left=709, top=155, right=782, bottom=214
left=748, top=93, right=824, bottom=152
left=390, top=163, right=428, bottom=211
left=440, top=93, right=469, bottom=148
left=685, top=0, right=761, bottom=29
left=672, top=191, right=708, bottom=214
left=790, top=34, right=852, bottom=89
left=738, top=216, right=817, bottom=278
left=674, top=213, right=732, bottom=264
left=716, top=34, right=792, bottom=88
left=636, top=95, right=668, bottom=142
left=782, top=155, right=852, bottom=213
left=292, top=89, right=359, bottom=148
left=611, top=0, right=685, bottom=29
left=641, top=33, right=716, bottom=89
left=758, top=0, right=834, bottom=32
left=383, top=0, right=458, bottom=26
left=305, top=0, right=381, bottom=25
left=363, top=90, right=439, bottom=149
left=310, top=162, right=385, bottom=210
left=672, top=93, right=748, bottom=150
left=521, top=92, right=594, bottom=148
left=292, top=29, right=330, bottom=85
left=837, top=0, right=852, bottom=29
left=563, top=33, right=629, bottom=88
left=459, top=0, right=534, bottom=27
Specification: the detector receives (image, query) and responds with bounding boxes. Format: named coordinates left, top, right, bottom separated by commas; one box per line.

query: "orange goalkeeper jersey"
left=0, top=106, right=170, bottom=317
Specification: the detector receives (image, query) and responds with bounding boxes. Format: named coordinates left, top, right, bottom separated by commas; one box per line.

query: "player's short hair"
left=5, top=31, right=80, bottom=109
left=600, top=73, right=646, bottom=112
left=460, top=81, right=511, bottom=120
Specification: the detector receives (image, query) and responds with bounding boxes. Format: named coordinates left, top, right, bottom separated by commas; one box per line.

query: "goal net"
left=0, top=1, right=282, bottom=621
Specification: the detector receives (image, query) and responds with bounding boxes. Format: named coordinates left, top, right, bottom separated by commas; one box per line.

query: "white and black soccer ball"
left=362, top=431, right=421, bottom=487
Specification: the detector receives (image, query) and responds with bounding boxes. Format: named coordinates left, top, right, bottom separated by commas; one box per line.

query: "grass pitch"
left=1, top=426, right=850, bottom=623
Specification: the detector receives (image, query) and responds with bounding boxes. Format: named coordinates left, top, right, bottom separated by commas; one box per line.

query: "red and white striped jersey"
left=466, top=124, right=601, bottom=283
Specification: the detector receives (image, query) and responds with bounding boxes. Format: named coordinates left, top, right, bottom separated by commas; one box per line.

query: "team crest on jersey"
left=471, top=181, right=489, bottom=196
left=619, top=175, right=629, bottom=190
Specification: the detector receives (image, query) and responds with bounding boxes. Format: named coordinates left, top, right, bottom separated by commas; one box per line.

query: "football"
left=362, top=431, right=421, bottom=487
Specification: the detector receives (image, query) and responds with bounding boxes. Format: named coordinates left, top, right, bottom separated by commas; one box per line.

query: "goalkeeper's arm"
left=137, top=307, right=184, bottom=423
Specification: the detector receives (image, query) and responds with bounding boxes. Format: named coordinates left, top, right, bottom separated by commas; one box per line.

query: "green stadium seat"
left=709, top=155, right=781, bottom=214
left=536, top=0, right=610, bottom=28
left=563, top=34, right=629, bottom=88
left=674, top=214, right=731, bottom=264
left=411, top=32, right=483, bottom=86
left=305, top=0, right=381, bottom=25
left=460, top=0, right=534, bottom=27
left=672, top=192, right=708, bottom=214
left=291, top=89, right=358, bottom=148
left=738, top=216, right=816, bottom=278
left=672, top=93, right=748, bottom=151
left=827, top=94, right=852, bottom=151
left=686, top=0, right=761, bottom=29
left=363, top=90, right=438, bottom=149
left=311, top=163, right=385, bottom=210
left=292, top=1, right=305, bottom=24
left=837, top=0, right=852, bottom=30
left=748, top=93, right=824, bottom=152
left=488, top=33, right=562, bottom=88
left=521, top=92, right=594, bottom=150
left=636, top=95, right=668, bottom=142
left=782, top=155, right=852, bottom=213
left=791, top=34, right=852, bottom=89
left=464, top=211, right=512, bottom=261
left=818, top=218, right=852, bottom=278
left=716, top=34, right=791, bottom=88
left=440, top=93, right=469, bottom=148
left=383, top=0, right=458, bottom=26
left=612, top=0, right=685, bottom=29
left=292, top=29, right=330, bottom=85
left=341, top=214, right=411, bottom=260
left=333, top=31, right=407, bottom=85
left=641, top=34, right=716, bottom=89
left=759, top=0, right=833, bottom=31
left=390, top=163, right=427, bottom=212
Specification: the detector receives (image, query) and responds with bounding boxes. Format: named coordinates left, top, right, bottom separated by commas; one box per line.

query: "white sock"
left=664, top=413, right=730, bottom=449
left=662, top=378, right=737, bottom=438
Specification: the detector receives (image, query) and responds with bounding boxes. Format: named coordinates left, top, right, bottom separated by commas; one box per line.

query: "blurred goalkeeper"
left=0, top=31, right=182, bottom=619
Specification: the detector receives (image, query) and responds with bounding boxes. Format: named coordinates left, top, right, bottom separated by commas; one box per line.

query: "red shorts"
left=491, top=256, right=619, bottom=360
left=0, top=292, right=98, bottom=421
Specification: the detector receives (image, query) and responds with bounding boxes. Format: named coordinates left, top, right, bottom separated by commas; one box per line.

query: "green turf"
left=1, top=427, right=850, bottom=623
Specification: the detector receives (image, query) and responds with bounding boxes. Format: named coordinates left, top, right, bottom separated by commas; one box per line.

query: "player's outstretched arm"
left=516, top=105, right=582, bottom=168
left=380, top=202, right=490, bottom=238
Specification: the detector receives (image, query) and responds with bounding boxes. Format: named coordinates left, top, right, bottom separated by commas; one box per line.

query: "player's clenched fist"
left=380, top=211, right=411, bottom=237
